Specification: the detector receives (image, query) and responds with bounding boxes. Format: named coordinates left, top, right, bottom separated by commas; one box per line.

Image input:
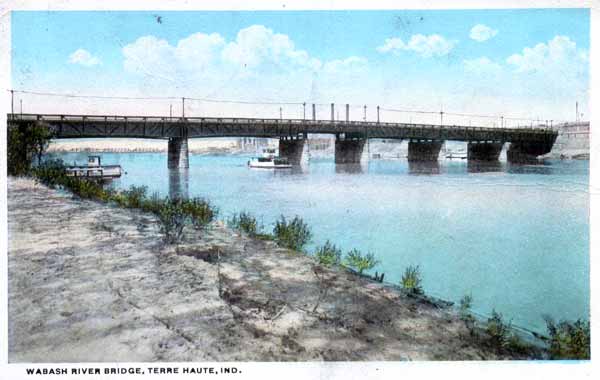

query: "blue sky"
left=11, top=10, right=590, bottom=124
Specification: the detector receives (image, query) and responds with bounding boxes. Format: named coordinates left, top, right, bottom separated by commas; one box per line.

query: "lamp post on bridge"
left=363, top=105, right=367, bottom=122
left=182, top=97, right=185, bottom=117
left=303, top=102, right=306, bottom=120
left=377, top=106, right=380, bottom=123
left=440, top=111, right=444, bottom=126
left=10, top=89, right=14, bottom=115
left=331, top=103, right=334, bottom=122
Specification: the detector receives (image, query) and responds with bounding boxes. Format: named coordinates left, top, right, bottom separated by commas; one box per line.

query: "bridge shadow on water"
left=467, top=160, right=505, bottom=174
left=335, top=163, right=364, bottom=174
left=408, top=161, right=440, bottom=175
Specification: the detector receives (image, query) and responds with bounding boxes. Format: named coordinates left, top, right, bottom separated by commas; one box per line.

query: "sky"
left=11, top=9, right=590, bottom=125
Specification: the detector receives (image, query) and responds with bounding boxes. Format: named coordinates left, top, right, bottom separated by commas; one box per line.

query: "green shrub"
left=157, top=198, right=188, bottom=244
left=140, top=192, right=165, bottom=214
left=273, top=215, right=312, bottom=252
left=544, top=317, right=590, bottom=360
left=122, top=185, right=148, bottom=208
left=228, top=211, right=259, bottom=235
left=401, top=265, right=423, bottom=295
left=64, top=177, right=108, bottom=200
left=314, top=240, right=342, bottom=266
left=109, top=192, right=129, bottom=208
left=344, top=249, right=379, bottom=274
left=459, top=294, right=476, bottom=333
left=182, top=197, right=217, bottom=230
left=486, top=309, right=510, bottom=347
left=32, top=159, right=68, bottom=188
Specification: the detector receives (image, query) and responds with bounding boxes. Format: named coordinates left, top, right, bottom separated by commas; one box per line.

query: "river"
left=51, top=151, right=590, bottom=334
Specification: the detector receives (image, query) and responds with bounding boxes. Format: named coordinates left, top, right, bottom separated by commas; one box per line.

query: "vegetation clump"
left=156, top=198, right=188, bottom=244
left=314, top=240, right=342, bottom=266
left=121, top=185, right=148, bottom=209
left=458, top=294, right=477, bottom=334
left=401, top=265, right=423, bottom=295
left=544, top=317, right=590, bottom=360
left=31, top=159, right=68, bottom=188
left=228, top=211, right=259, bottom=236
left=344, top=249, right=379, bottom=274
left=182, top=197, right=217, bottom=231
left=273, top=215, right=312, bottom=252
left=486, top=309, right=510, bottom=348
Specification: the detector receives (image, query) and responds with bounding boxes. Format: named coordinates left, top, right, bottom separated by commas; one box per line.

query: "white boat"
left=248, top=148, right=292, bottom=169
left=445, top=149, right=468, bottom=160
left=65, top=156, right=123, bottom=179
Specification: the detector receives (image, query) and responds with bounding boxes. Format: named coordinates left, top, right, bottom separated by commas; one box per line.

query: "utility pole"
left=20, top=99, right=22, bottom=115
left=377, top=106, right=380, bottom=123
left=10, top=89, right=14, bottom=114
left=182, top=97, right=185, bottom=117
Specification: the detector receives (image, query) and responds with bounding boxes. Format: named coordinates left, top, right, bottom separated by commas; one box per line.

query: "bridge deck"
left=8, top=113, right=557, bottom=143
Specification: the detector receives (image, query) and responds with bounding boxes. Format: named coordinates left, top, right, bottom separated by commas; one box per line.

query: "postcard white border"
left=0, top=1, right=598, bottom=379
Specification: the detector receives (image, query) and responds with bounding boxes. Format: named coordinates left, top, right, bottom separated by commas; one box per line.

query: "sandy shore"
left=8, top=177, right=527, bottom=362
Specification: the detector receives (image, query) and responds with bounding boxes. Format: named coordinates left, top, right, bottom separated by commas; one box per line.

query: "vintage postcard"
left=1, top=0, right=597, bottom=379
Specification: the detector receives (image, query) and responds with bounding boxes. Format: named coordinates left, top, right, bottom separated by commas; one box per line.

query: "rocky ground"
left=8, top=177, right=534, bottom=362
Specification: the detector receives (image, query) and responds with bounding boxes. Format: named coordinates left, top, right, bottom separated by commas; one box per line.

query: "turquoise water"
left=53, top=152, right=590, bottom=333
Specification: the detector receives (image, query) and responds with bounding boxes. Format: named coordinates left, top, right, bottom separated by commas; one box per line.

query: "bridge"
left=7, top=113, right=558, bottom=168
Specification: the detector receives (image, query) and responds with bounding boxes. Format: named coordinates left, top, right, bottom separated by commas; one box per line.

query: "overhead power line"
left=8, top=88, right=568, bottom=124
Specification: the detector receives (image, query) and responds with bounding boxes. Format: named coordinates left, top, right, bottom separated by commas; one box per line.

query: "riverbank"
left=8, top=177, right=540, bottom=361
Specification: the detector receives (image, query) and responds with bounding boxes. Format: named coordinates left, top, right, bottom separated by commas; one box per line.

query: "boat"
left=445, top=149, right=468, bottom=160
left=65, top=156, right=123, bottom=179
left=248, top=148, right=292, bottom=169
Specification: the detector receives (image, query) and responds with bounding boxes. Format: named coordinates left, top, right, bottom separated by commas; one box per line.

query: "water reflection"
left=467, top=160, right=504, bottom=173
left=507, top=162, right=554, bottom=175
left=168, top=168, right=189, bottom=199
left=335, top=163, right=363, bottom=174
left=408, top=161, right=440, bottom=175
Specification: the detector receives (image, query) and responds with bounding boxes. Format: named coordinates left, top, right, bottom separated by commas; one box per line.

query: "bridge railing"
left=7, top=113, right=557, bottom=134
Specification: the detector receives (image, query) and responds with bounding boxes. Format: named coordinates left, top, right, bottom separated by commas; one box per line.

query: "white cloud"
left=377, top=34, right=456, bottom=58
left=506, top=35, right=588, bottom=73
left=322, top=56, right=368, bottom=74
left=469, top=24, right=498, bottom=42
left=68, top=49, right=101, bottom=66
left=463, top=57, right=502, bottom=75
left=122, top=25, right=367, bottom=95
left=221, top=25, right=321, bottom=71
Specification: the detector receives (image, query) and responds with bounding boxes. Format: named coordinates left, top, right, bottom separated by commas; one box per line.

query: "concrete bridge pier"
left=507, top=141, right=555, bottom=163
left=167, top=137, right=189, bottom=169
left=407, top=140, right=443, bottom=161
left=279, top=136, right=306, bottom=165
left=335, top=135, right=366, bottom=164
left=467, top=142, right=504, bottom=161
